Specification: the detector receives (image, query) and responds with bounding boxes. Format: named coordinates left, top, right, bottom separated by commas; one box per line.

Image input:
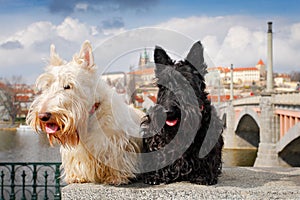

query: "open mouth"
left=45, top=123, right=60, bottom=134
left=166, top=118, right=179, bottom=127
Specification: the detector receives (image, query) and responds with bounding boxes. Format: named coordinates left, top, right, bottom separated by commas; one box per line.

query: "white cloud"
left=290, top=23, right=300, bottom=45
left=74, top=3, right=89, bottom=12
left=215, top=26, right=266, bottom=67
left=9, top=21, right=55, bottom=47
left=202, top=35, right=220, bottom=57
left=0, top=15, right=299, bottom=83
left=0, top=17, right=100, bottom=83
left=155, top=16, right=300, bottom=72
left=56, top=17, right=92, bottom=42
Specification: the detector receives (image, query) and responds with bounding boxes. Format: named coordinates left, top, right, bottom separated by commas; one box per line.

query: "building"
left=101, top=71, right=127, bottom=93
left=0, top=82, right=35, bottom=120
left=127, top=49, right=156, bottom=92
left=127, top=67, right=155, bottom=87
left=101, top=71, right=126, bottom=83
left=233, top=67, right=260, bottom=84
left=207, top=59, right=265, bottom=85
left=126, top=49, right=157, bottom=108
left=274, top=73, right=291, bottom=86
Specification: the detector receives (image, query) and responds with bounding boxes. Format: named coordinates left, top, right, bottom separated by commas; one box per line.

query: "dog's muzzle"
left=38, top=112, right=51, bottom=121
left=38, top=112, right=60, bottom=134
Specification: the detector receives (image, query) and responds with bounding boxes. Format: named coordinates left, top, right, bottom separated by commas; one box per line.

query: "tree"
left=0, top=76, right=24, bottom=125
left=290, top=71, right=300, bottom=82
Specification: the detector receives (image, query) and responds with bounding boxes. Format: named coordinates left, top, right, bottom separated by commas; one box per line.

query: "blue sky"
left=0, top=0, right=300, bottom=83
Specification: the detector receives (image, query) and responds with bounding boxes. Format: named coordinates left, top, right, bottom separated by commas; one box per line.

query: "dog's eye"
left=63, top=85, right=71, bottom=90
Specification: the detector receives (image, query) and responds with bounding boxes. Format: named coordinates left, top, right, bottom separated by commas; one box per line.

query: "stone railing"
left=232, top=96, right=261, bottom=106
left=273, top=92, right=300, bottom=106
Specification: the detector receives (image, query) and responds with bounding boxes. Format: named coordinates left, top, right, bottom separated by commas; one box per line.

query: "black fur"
left=141, top=41, right=224, bottom=185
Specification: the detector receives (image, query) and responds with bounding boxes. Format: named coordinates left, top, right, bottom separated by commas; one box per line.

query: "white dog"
left=27, top=41, right=143, bottom=185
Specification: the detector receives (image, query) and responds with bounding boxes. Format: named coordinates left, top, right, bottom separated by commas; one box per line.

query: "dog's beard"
left=165, top=108, right=181, bottom=128
left=143, top=105, right=182, bottom=148
left=42, top=111, right=79, bottom=146
left=27, top=99, right=88, bottom=147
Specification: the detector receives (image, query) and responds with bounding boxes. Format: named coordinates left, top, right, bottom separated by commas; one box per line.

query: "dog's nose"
left=38, top=112, right=52, bottom=122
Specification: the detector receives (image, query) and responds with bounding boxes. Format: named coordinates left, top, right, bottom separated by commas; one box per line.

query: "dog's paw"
left=66, top=177, right=88, bottom=184
left=143, top=174, right=162, bottom=185
left=190, top=175, right=218, bottom=185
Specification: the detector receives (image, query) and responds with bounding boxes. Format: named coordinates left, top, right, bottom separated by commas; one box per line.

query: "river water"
left=0, top=130, right=61, bottom=162
left=0, top=130, right=257, bottom=166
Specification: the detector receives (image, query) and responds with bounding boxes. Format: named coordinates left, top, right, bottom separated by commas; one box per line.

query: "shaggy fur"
left=27, top=41, right=143, bottom=185
left=142, top=41, right=224, bottom=185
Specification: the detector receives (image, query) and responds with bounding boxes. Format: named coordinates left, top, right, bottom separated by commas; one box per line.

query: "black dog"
left=141, top=41, right=223, bottom=185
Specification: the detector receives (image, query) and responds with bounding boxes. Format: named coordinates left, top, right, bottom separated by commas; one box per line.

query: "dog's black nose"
left=38, top=112, right=51, bottom=122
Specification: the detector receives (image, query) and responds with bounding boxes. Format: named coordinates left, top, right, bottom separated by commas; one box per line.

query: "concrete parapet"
left=62, top=167, right=300, bottom=200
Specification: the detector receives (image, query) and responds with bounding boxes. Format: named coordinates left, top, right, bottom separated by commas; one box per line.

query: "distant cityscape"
left=0, top=49, right=300, bottom=121
left=102, top=49, right=300, bottom=108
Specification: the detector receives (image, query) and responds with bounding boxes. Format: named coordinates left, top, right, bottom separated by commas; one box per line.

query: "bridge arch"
left=277, top=123, right=300, bottom=166
left=234, top=107, right=260, bottom=131
left=234, top=108, right=260, bottom=148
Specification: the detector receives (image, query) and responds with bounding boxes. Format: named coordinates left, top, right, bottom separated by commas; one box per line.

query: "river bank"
left=0, top=122, right=18, bottom=131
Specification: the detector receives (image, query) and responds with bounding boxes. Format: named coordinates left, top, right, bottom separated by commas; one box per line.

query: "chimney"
left=266, top=21, right=274, bottom=93
left=230, top=64, right=234, bottom=100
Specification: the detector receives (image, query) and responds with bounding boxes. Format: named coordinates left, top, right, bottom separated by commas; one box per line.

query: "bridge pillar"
left=254, top=93, right=279, bottom=167
left=224, top=101, right=236, bottom=148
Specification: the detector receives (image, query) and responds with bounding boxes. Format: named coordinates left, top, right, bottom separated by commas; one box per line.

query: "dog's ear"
left=154, top=46, right=173, bottom=66
left=78, top=40, right=94, bottom=70
left=186, top=41, right=207, bottom=77
left=49, top=44, right=64, bottom=66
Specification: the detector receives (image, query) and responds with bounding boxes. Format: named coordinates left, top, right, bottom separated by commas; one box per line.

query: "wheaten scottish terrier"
left=27, top=41, right=143, bottom=185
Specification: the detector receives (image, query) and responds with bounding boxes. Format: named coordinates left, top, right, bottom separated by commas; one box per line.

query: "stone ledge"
left=62, top=167, right=300, bottom=200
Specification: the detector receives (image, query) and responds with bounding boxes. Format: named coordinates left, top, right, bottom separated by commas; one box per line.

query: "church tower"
left=138, top=48, right=150, bottom=69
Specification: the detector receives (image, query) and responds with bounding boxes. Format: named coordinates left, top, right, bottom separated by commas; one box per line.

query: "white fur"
left=27, top=41, right=143, bottom=184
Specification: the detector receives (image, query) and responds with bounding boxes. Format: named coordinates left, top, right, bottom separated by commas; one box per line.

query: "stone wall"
left=63, top=167, right=300, bottom=200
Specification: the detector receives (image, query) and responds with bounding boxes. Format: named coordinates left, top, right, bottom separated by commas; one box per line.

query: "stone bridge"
left=218, top=91, right=300, bottom=167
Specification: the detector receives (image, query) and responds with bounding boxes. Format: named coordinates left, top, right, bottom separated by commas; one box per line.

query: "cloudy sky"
left=0, top=0, right=300, bottom=83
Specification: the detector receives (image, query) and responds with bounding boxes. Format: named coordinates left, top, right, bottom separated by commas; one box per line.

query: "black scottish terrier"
left=141, top=41, right=224, bottom=185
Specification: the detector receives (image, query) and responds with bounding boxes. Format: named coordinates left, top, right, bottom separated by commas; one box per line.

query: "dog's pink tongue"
left=166, top=119, right=178, bottom=126
left=45, top=123, right=59, bottom=134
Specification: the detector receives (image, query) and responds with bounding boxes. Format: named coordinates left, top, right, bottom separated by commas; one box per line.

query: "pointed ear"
left=78, top=40, right=94, bottom=69
left=186, top=41, right=207, bottom=76
left=49, top=44, right=63, bottom=66
left=154, top=46, right=173, bottom=66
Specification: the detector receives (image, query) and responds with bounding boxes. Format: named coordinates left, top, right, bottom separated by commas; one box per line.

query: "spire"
left=138, top=48, right=149, bottom=68
left=138, top=53, right=142, bottom=67
left=144, top=48, right=147, bottom=59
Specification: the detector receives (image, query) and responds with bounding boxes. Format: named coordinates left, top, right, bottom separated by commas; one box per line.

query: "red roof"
left=135, top=96, right=144, bottom=103
left=208, top=66, right=258, bottom=72
left=234, top=67, right=258, bottom=72
left=208, top=67, right=230, bottom=73
left=134, top=95, right=157, bottom=104
left=276, top=74, right=290, bottom=78
left=257, top=59, right=265, bottom=66
left=128, top=68, right=154, bottom=75
left=147, top=95, right=157, bottom=103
